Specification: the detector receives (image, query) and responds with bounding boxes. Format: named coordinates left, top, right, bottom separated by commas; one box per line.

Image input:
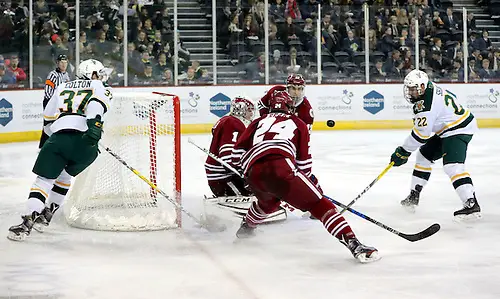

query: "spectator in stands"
left=466, top=12, right=476, bottom=33
left=191, top=60, right=204, bottom=79
left=397, top=8, right=409, bottom=28
left=431, top=38, right=442, bottom=53
left=368, top=29, right=378, bottom=52
left=402, top=49, right=414, bottom=71
left=374, top=18, right=384, bottom=39
left=391, top=60, right=405, bottom=80
left=286, top=48, right=301, bottom=74
left=481, top=30, right=493, bottom=52
left=154, top=52, right=172, bottom=78
left=135, top=62, right=154, bottom=84
left=269, top=19, right=278, bottom=41
left=430, top=50, right=451, bottom=77
left=94, top=30, right=111, bottom=56
left=161, top=68, right=173, bottom=85
left=270, top=0, right=286, bottom=18
left=243, top=14, right=260, bottom=41
left=322, top=24, right=340, bottom=53
left=339, top=12, right=355, bottom=39
left=251, top=1, right=265, bottom=25
left=270, top=49, right=285, bottom=76
left=420, top=18, right=435, bottom=45
left=0, top=64, right=16, bottom=84
left=285, top=0, right=301, bottom=20
left=8, top=55, right=26, bottom=82
left=443, top=7, right=459, bottom=31
left=281, top=16, right=300, bottom=46
left=479, top=58, right=493, bottom=79
left=371, top=60, right=387, bottom=81
left=398, top=28, right=414, bottom=51
left=432, top=11, right=445, bottom=30
left=384, top=50, right=401, bottom=73
left=419, top=49, right=430, bottom=70
left=446, top=41, right=462, bottom=60
left=468, top=57, right=480, bottom=80
left=321, top=13, right=332, bottom=31
left=342, top=30, right=362, bottom=55
left=34, top=0, right=49, bottom=20
left=449, top=59, right=465, bottom=81
left=199, top=69, right=212, bottom=83
left=388, top=16, right=401, bottom=37
left=300, top=0, right=318, bottom=20
left=185, top=66, right=196, bottom=81
left=380, top=27, right=397, bottom=55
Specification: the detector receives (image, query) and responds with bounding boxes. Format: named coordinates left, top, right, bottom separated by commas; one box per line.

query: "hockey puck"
left=327, top=120, right=336, bottom=128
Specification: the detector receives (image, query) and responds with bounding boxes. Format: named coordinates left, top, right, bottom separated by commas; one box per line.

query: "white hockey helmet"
left=403, top=69, right=429, bottom=103
left=77, top=59, right=107, bottom=81
left=230, top=95, right=255, bottom=126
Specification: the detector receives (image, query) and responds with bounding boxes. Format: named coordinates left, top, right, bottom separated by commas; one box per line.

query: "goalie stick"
left=189, top=139, right=440, bottom=242
left=99, top=142, right=227, bottom=233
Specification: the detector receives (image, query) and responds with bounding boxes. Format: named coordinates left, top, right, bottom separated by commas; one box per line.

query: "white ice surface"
left=0, top=130, right=499, bottom=299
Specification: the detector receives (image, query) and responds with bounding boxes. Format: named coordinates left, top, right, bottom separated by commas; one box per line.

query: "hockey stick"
left=338, top=162, right=394, bottom=214
left=188, top=139, right=440, bottom=241
left=326, top=195, right=440, bottom=242
left=188, top=138, right=305, bottom=217
left=99, top=142, right=227, bottom=232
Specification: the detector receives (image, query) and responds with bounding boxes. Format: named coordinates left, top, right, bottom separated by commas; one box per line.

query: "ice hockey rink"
left=0, top=129, right=499, bottom=299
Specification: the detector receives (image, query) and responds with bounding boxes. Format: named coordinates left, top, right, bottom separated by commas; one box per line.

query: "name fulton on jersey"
left=64, top=80, right=92, bottom=89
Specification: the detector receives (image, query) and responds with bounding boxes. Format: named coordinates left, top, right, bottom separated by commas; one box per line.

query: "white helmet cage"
left=403, top=69, right=429, bottom=103
left=77, top=59, right=108, bottom=82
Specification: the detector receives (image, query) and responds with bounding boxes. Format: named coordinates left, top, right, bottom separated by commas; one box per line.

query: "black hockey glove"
left=83, top=115, right=104, bottom=146
left=390, top=146, right=411, bottom=167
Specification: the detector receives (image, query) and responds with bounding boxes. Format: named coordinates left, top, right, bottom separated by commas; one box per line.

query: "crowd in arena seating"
left=0, top=0, right=499, bottom=88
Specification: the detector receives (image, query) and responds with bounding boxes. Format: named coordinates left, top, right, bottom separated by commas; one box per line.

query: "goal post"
left=64, top=92, right=181, bottom=231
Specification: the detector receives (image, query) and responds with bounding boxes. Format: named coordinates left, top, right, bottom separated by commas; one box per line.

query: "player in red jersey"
left=259, top=74, right=321, bottom=198
left=205, top=96, right=255, bottom=197
left=257, top=74, right=314, bottom=131
left=232, top=91, right=379, bottom=263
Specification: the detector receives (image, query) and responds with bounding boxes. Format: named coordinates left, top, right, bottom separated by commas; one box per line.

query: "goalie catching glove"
left=83, top=115, right=103, bottom=146
left=390, top=146, right=411, bottom=166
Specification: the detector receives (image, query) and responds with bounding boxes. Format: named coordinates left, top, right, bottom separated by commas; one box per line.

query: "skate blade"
left=356, top=251, right=381, bottom=263
left=7, top=232, right=26, bottom=242
left=453, top=212, right=482, bottom=223
left=33, top=223, right=46, bottom=233
left=401, top=204, right=417, bottom=214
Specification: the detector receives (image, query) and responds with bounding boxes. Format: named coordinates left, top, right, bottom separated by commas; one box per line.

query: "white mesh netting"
left=64, top=92, right=181, bottom=231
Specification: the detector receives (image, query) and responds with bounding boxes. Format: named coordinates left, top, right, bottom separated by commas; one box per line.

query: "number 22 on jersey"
left=59, top=89, right=94, bottom=114
left=253, top=117, right=297, bottom=144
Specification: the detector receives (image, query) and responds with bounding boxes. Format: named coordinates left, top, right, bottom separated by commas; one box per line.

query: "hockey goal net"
left=64, top=92, right=181, bottom=231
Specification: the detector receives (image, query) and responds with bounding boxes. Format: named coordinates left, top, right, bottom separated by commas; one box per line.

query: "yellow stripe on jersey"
left=415, top=165, right=432, bottom=172
left=412, top=127, right=431, bottom=140
left=450, top=172, right=470, bottom=182
left=436, top=110, right=470, bottom=135
left=43, top=114, right=59, bottom=120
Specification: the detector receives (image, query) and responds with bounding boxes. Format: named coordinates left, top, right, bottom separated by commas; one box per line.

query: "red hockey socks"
left=245, top=200, right=281, bottom=227
left=310, top=197, right=356, bottom=241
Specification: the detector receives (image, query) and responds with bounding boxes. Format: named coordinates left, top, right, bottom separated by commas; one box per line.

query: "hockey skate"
left=454, top=196, right=481, bottom=221
left=236, top=218, right=256, bottom=239
left=33, top=203, right=60, bottom=233
left=400, top=185, right=422, bottom=213
left=7, top=212, right=40, bottom=241
left=345, top=238, right=380, bottom=263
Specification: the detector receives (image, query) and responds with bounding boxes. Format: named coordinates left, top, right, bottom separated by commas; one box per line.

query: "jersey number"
left=253, top=117, right=297, bottom=144
left=415, top=117, right=427, bottom=127
left=444, top=90, right=465, bottom=115
left=59, top=89, right=93, bottom=114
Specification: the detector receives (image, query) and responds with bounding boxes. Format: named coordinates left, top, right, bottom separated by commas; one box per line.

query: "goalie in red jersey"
left=232, top=91, right=380, bottom=263
left=205, top=96, right=255, bottom=197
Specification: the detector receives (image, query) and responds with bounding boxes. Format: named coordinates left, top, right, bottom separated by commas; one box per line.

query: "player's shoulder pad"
left=413, top=83, right=434, bottom=114
left=90, top=80, right=113, bottom=113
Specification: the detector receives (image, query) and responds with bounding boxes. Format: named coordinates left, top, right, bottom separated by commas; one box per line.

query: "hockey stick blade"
left=325, top=195, right=441, bottom=242
left=399, top=223, right=441, bottom=242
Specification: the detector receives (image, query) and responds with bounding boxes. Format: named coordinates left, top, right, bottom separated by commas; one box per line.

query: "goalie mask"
left=403, top=69, right=429, bottom=104
left=286, top=73, right=305, bottom=106
left=269, top=90, right=294, bottom=114
left=77, top=59, right=108, bottom=82
left=230, top=96, right=255, bottom=126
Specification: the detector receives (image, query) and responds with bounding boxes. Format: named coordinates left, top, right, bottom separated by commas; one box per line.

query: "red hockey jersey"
left=205, top=115, right=246, bottom=181
left=257, top=85, right=314, bottom=130
left=232, top=113, right=312, bottom=176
